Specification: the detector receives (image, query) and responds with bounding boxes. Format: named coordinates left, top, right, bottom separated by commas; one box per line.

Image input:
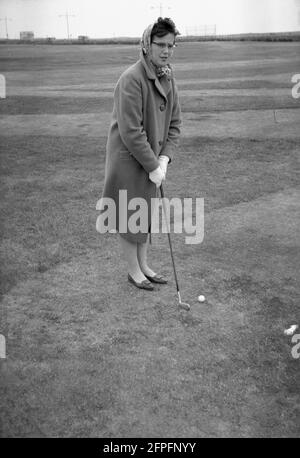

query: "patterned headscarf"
left=141, top=23, right=154, bottom=56
left=140, top=23, right=172, bottom=79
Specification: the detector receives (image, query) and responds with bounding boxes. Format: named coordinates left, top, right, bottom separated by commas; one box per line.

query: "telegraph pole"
left=0, top=17, right=12, bottom=39
left=59, top=11, right=75, bottom=39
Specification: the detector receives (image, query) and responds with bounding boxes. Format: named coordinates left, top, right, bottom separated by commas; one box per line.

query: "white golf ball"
left=198, top=295, right=206, bottom=303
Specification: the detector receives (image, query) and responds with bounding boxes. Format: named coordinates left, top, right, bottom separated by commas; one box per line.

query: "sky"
left=0, top=0, right=299, bottom=39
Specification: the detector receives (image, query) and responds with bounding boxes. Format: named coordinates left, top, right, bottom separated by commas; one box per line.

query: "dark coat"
left=97, top=54, right=181, bottom=243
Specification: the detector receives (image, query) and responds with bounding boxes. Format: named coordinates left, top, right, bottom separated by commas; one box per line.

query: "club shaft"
left=160, top=184, right=180, bottom=294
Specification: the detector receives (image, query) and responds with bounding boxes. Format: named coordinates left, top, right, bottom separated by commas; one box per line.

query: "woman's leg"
left=137, top=235, right=157, bottom=277
left=119, top=235, right=148, bottom=283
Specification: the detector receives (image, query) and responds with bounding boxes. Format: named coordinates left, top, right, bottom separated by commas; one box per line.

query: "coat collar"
left=139, top=52, right=172, bottom=102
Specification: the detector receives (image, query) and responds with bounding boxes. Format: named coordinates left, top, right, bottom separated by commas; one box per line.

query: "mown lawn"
left=0, top=42, right=299, bottom=437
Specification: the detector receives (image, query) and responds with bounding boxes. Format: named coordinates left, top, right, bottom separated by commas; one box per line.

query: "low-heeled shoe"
left=145, top=274, right=168, bottom=284
left=128, top=274, right=154, bottom=291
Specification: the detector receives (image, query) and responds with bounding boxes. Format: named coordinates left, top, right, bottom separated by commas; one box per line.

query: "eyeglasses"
left=152, top=41, right=176, bottom=51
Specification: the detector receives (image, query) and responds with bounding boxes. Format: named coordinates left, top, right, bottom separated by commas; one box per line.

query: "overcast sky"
left=0, top=0, right=299, bottom=39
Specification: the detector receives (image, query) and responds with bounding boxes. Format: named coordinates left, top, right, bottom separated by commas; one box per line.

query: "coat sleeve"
left=160, top=81, right=181, bottom=163
left=115, top=73, right=160, bottom=173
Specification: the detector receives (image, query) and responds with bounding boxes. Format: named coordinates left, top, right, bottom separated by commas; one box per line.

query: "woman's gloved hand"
left=149, top=166, right=165, bottom=188
left=158, top=155, right=169, bottom=178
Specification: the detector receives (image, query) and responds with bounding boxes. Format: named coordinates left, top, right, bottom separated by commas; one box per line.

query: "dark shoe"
left=145, top=274, right=168, bottom=284
left=128, top=274, right=154, bottom=291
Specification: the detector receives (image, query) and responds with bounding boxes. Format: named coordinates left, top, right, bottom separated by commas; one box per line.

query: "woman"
left=97, top=17, right=181, bottom=291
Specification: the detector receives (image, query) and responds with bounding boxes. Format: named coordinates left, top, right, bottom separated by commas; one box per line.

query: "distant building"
left=78, top=35, right=89, bottom=43
left=20, top=31, right=34, bottom=41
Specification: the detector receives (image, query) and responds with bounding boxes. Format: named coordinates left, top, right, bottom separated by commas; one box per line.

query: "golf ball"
left=198, top=295, right=206, bottom=303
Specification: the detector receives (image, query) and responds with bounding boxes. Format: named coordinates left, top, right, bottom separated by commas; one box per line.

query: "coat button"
left=160, top=104, right=166, bottom=111
left=159, top=140, right=163, bottom=146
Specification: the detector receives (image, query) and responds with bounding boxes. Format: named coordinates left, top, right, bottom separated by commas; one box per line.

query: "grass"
left=0, top=42, right=299, bottom=437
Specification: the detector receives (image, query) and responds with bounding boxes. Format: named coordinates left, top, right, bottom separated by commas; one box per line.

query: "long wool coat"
left=98, top=54, right=181, bottom=243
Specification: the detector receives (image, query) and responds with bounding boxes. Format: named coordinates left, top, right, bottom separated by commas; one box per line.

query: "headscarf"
left=141, top=23, right=154, bottom=56
left=140, top=23, right=172, bottom=79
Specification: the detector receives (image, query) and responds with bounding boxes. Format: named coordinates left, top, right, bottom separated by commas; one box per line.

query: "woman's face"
left=149, top=33, right=175, bottom=67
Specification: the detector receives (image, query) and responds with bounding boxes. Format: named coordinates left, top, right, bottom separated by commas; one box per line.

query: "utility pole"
left=150, top=2, right=171, bottom=17
left=58, top=11, right=75, bottom=39
left=0, top=17, right=12, bottom=39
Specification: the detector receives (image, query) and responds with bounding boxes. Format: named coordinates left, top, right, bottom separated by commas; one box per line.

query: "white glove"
left=158, top=155, right=169, bottom=178
left=149, top=166, right=165, bottom=188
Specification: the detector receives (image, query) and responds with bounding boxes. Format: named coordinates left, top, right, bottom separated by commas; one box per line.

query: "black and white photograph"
left=0, top=0, right=299, bottom=441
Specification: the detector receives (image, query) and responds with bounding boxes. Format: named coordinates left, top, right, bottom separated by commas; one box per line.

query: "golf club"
left=160, top=183, right=191, bottom=311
